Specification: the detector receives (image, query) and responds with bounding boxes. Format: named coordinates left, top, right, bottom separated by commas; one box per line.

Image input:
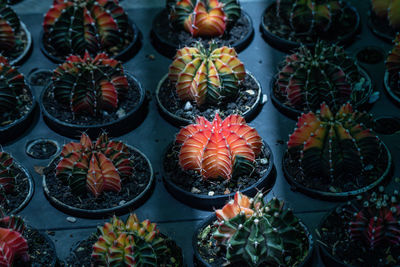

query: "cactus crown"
left=92, top=214, right=172, bottom=266
left=167, top=0, right=241, bottom=37
left=288, top=103, right=382, bottom=181
left=169, top=42, right=245, bottom=107
left=43, top=0, right=133, bottom=58
left=371, top=0, right=400, bottom=30
left=277, top=41, right=367, bottom=111
left=0, top=152, right=16, bottom=207
left=210, top=192, right=308, bottom=266
left=176, top=113, right=262, bottom=180
left=386, top=34, right=400, bottom=96
left=56, top=132, right=134, bottom=197
left=0, top=2, right=20, bottom=54
left=52, top=52, right=129, bottom=116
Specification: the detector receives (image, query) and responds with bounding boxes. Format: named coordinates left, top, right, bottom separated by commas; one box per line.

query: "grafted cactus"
left=288, top=103, right=381, bottom=181
left=52, top=52, right=129, bottom=116
left=386, top=34, right=400, bottom=96
left=371, top=0, right=400, bottom=30
left=43, top=0, right=133, bottom=57
left=169, top=42, right=245, bottom=106
left=277, top=42, right=366, bottom=111
left=56, top=132, right=134, bottom=197
left=0, top=152, right=16, bottom=205
left=0, top=2, right=20, bottom=54
left=176, top=114, right=262, bottom=180
left=167, top=0, right=241, bottom=37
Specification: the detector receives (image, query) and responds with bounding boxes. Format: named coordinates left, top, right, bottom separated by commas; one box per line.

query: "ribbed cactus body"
left=387, top=34, right=400, bottom=95
left=372, top=0, right=400, bottom=29
left=0, top=2, right=20, bottom=53
left=0, top=152, right=16, bottom=205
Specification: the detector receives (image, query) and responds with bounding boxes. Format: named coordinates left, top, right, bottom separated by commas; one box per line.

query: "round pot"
left=151, top=9, right=254, bottom=58
left=260, top=2, right=360, bottom=53
left=354, top=46, right=386, bottom=65
left=270, top=67, right=374, bottom=120
left=367, top=11, right=396, bottom=43
left=282, top=142, right=393, bottom=201
left=384, top=71, right=400, bottom=107
left=40, top=20, right=141, bottom=64
left=156, top=71, right=262, bottom=127
left=193, top=214, right=314, bottom=267
left=42, top=145, right=154, bottom=218
left=25, top=138, right=60, bottom=160
left=373, top=116, right=400, bottom=135
left=27, top=68, right=53, bottom=87
left=162, top=142, right=276, bottom=211
left=23, top=226, right=58, bottom=267
left=40, top=72, right=146, bottom=139
left=9, top=22, right=32, bottom=66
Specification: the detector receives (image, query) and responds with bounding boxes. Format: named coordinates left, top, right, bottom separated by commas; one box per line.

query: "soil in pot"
left=387, top=72, right=400, bottom=100
left=28, top=69, right=53, bottom=87
left=356, top=47, right=385, bottom=65
left=26, top=139, right=59, bottom=159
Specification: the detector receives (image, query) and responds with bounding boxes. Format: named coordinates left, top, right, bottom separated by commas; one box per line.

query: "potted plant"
left=42, top=132, right=154, bottom=218
left=0, top=56, right=36, bottom=144
left=39, top=52, right=146, bottom=138
left=318, top=187, right=400, bottom=266
left=66, top=213, right=183, bottom=266
left=369, top=0, right=400, bottom=42
left=194, top=191, right=313, bottom=266
left=283, top=103, right=392, bottom=200
left=162, top=113, right=275, bottom=210
left=271, top=41, right=373, bottom=119
left=151, top=0, right=254, bottom=58
left=156, top=42, right=263, bottom=126
left=385, top=33, right=400, bottom=105
left=41, top=0, right=140, bottom=63
left=261, top=0, right=360, bottom=52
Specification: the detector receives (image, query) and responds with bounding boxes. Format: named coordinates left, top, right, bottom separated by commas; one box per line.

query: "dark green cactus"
left=0, top=151, right=16, bottom=206
left=0, top=1, right=20, bottom=54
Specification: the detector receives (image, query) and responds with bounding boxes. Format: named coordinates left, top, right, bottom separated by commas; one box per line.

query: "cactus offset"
left=0, top=152, right=16, bottom=205
left=386, top=34, right=400, bottom=96
left=56, top=132, right=133, bottom=197
left=371, top=0, right=400, bottom=30
left=0, top=2, right=20, bottom=54
left=176, top=114, right=262, bottom=180
left=52, top=52, right=129, bottom=116
left=169, top=42, right=245, bottom=106
left=288, top=103, right=382, bottom=181
left=167, top=0, right=241, bottom=37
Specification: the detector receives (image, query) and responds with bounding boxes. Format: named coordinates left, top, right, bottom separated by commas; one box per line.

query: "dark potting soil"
left=2, top=23, right=28, bottom=62
left=0, top=87, right=33, bottom=127
left=1, top=164, right=30, bottom=214
left=43, top=149, right=151, bottom=210
left=163, top=142, right=272, bottom=196
left=42, top=75, right=141, bottom=126
left=158, top=74, right=260, bottom=123
left=26, top=139, right=58, bottom=159
left=356, top=47, right=385, bottom=64
left=319, top=208, right=400, bottom=266
left=28, top=70, right=53, bottom=87
left=369, top=11, right=397, bottom=41
left=389, top=73, right=400, bottom=99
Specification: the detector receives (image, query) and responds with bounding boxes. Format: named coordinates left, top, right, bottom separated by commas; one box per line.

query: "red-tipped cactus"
left=56, top=132, right=133, bottom=197
left=0, top=2, right=20, bottom=55
left=371, top=0, right=400, bottom=30
left=168, top=42, right=245, bottom=106
left=167, top=0, right=241, bottom=37
left=0, top=152, right=16, bottom=205
left=387, top=34, right=400, bottom=96
left=176, top=114, right=262, bottom=180
left=52, top=52, right=129, bottom=116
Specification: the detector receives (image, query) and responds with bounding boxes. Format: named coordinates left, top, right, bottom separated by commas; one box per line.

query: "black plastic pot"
left=27, top=68, right=53, bottom=87
left=162, top=142, right=276, bottom=211
left=260, top=2, right=360, bottom=53
left=156, top=71, right=263, bottom=126
left=355, top=46, right=386, bottom=65
left=151, top=9, right=254, bottom=58
left=367, top=11, right=396, bottom=43
left=9, top=22, right=32, bottom=66
left=40, top=73, right=147, bottom=139
left=40, top=20, right=142, bottom=64
left=384, top=71, right=400, bottom=107
left=373, top=116, right=400, bottom=135
left=42, top=145, right=154, bottom=218
left=282, top=142, right=393, bottom=201
left=193, top=214, right=314, bottom=267
left=25, top=138, right=60, bottom=160
left=8, top=158, right=34, bottom=214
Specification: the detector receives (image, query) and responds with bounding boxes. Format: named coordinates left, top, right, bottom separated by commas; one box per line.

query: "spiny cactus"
left=0, top=152, right=16, bottom=205
left=386, top=34, right=400, bottom=96
left=277, top=42, right=367, bottom=111
left=371, top=0, right=400, bottom=30
left=56, top=132, right=134, bottom=197
left=169, top=42, right=245, bottom=106
left=92, top=214, right=172, bottom=266
left=211, top=192, right=308, bottom=266
left=43, top=0, right=133, bottom=58
left=176, top=113, right=262, bottom=180
left=0, top=2, right=20, bottom=54
left=288, top=103, right=382, bottom=181
left=167, top=0, right=241, bottom=37
left=52, top=52, right=129, bottom=116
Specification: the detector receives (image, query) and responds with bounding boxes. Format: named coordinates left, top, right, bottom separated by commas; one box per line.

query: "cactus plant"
left=55, top=132, right=134, bottom=197
left=276, top=41, right=368, bottom=111
left=287, top=103, right=382, bottom=182
left=43, top=0, right=133, bottom=58
left=167, top=0, right=241, bottom=37
left=0, top=1, right=21, bottom=55
left=176, top=113, right=262, bottom=180
left=0, top=152, right=16, bottom=206
left=52, top=51, right=129, bottom=116
left=169, top=42, right=245, bottom=107
left=386, top=33, right=400, bottom=96
left=371, top=0, right=400, bottom=30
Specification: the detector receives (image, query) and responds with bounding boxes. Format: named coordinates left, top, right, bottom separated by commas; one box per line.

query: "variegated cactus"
left=0, top=152, right=16, bottom=206
left=169, top=42, right=245, bottom=106
left=52, top=52, right=129, bottom=116
left=43, top=0, right=133, bottom=57
left=371, top=0, right=400, bottom=30
left=56, top=132, right=133, bottom=197
left=386, top=34, right=400, bottom=96
left=176, top=114, right=262, bottom=180
left=167, top=0, right=241, bottom=37
left=0, top=2, right=20, bottom=54
left=288, top=103, right=382, bottom=181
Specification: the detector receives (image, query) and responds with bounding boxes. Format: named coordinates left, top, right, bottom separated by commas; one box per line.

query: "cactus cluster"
left=169, top=42, right=245, bottom=107
left=176, top=113, right=262, bottom=180
left=56, top=132, right=134, bottom=197
left=167, top=0, right=241, bottom=37
left=0, top=152, right=16, bottom=206
left=387, top=34, right=400, bottom=96
left=276, top=42, right=367, bottom=111
left=43, top=0, right=133, bottom=58
left=52, top=52, right=129, bottom=116
left=288, top=103, right=382, bottom=182
left=371, top=0, right=400, bottom=30
left=0, top=1, right=21, bottom=55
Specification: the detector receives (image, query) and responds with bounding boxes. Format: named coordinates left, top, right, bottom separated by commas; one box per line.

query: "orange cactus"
left=372, top=0, right=400, bottom=29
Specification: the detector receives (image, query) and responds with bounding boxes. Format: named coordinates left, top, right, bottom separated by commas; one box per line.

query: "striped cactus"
left=371, top=0, right=400, bottom=30
left=0, top=2, right=20, bottom=54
